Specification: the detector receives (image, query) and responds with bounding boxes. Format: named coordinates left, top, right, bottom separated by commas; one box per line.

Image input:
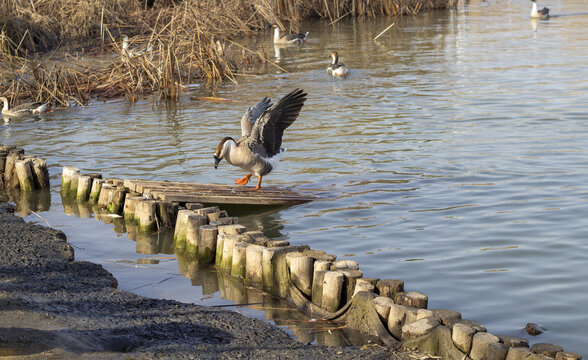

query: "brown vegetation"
left=0, top=0, right=460, bottom=106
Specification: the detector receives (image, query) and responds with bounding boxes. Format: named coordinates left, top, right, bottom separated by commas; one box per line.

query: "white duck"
left=530, top=0, right=550, bottom=19
left=272, top=25, right=308, bottom=45
left=0, top=96, right=51, bottom=117
left=326, top=51, right=350, bottom=77
left=213, top=89, right=307, bottom=190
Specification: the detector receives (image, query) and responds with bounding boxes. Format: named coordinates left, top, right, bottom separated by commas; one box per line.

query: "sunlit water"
left=3, top=0, right=588, bottom=354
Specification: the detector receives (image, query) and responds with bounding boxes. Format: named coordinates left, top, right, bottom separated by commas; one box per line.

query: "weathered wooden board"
left=124, top=180, right=316, bottom=206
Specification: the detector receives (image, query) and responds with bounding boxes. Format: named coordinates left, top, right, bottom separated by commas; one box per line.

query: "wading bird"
left=326, top=51, right=350, bottom=77
left=0, top=96, right=51, bottom=117
left=530, top=0, right=550, bottom=19
left=213, top=89, right=307, bottom=190
left=271, top=24, right=309, bottom=45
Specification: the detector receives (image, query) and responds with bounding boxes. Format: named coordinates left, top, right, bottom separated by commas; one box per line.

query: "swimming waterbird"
left=213, top=89, right=307, bottom=190
left=0, top=96, right=52, bottom=117
left=326, top=51, right=350, bottom=77
left=530, top=0, right=550, bottom=19
left=271, top=24, right=308, bottom=45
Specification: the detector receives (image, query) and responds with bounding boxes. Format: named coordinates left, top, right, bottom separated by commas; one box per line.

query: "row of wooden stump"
left=60, top=166, right=582, bottom=360
left=0, top=145, right=50, bottom=191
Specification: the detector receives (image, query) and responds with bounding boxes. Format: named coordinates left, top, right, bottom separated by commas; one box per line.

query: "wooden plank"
left=124, top=179, right=316, bottom=206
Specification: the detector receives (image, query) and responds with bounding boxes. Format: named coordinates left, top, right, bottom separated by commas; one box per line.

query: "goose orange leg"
left=248, top=176, right=262, bottom=191
left=234, top=173, right=252, bottom=185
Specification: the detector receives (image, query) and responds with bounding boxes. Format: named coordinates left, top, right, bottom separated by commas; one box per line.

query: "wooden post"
left=245, top=244, right=264, bottom=285
left=123, top=196, right=142, bottom=221
left=220, top=236, right=241, bottom=270
left=197, top=225, right=218, bottom=264
left=311, top=270, right=327, bottom=307
left=156, top=201, right=176, bottom=228
left=394, top=291, right=428, bottom=309
left=287, top=253, right=314, bottom=297
left=89, top=178, right=104, bottom=203
left=0, top=150, right=7, bottom=176
left=134, top=199, right=157, bottom=232
left=376, top=279, right=404, bottom=299
left=322, top=271, right=344, bottom=312
left=174, top=209, right=193, bottom=250
left=76, top=175, right=93, bottom=201
left=185, top=214, right=207, bottom=254
left=106, top=186, right=126, bottom=214
left=340, top=269, right=363, bottom=306
left=231, top=242, right=248, bottom=278
left=97, top=183, right=113, bottom=207
left=31, top=159, right=50, bottom=189
left=15, top=159, right=35, bottom=191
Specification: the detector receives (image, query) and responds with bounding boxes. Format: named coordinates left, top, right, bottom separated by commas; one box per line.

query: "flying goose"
left=0, top=96, right=51, bottom=117
left=213, top=89, right=307, bottom=190
left=326, top=51, right=350, bottom=77
left=530, top=0, right=549, bottom=19
left=272, top=25, right=308, bottom=45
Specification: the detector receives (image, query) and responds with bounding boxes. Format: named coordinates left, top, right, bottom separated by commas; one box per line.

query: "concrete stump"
left=322, top=271, right=344, bottom=313
left=134, top=199, right=157, bottom=232
left=395, top=291, right=428, bottom=309
left=231, top=242, right=248, bottom=278
left=185, top=214, right=207, bottom=254
left=76, top=175, right=92, bottom=201
left=470, top=332, right=501, bottom=360
left=197, top=225, right=218, bottom=264
left=376, top=279, right=404, bottom=298
left=15, top=159, right=35, bottom=191
left=287, top=253, right=314, bottom=297
left=506, top=347, right=533, bottom=360
left=245, top=245, right=264, bottom=285
left=388, top=304, right=419, bottom=340
left=531, top=344, right=564, bottom=358
left=89, top=178, right=104, bottom=203
left=32, top=158, right=50, bottom=189
left=174, top=209, right=194, bottom=249
left=452, top=322, right=477, bottom=354
left=372, top=296, right=395, bottom=321
left=311, top=270, right=327, bottom=308
left=61, top=166, right=80, bottom=196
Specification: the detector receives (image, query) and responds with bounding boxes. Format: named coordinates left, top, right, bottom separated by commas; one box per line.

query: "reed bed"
left=0, top=0, right=461, bottom=106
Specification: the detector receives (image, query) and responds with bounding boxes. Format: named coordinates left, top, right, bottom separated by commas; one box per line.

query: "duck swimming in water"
left=326, top=51, right=350, bottom=77
left=530, top=0, right=549, bottom=19
left=271, top=25, right=308, bottom=45
left=213, top=89, right=307, bottom=190
left=0, top=96, right=51, bottom=117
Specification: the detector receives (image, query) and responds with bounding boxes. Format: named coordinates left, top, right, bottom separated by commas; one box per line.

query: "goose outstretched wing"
left=246, top=89, right=307, bottom=157
left=241, top=97, right=272, bottom=137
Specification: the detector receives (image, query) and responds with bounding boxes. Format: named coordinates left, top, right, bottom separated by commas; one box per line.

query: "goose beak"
left=213, top=155, right=221, bottom=169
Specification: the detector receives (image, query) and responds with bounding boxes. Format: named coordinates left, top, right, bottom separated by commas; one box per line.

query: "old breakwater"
left=59, top=165, right=583, bottom=360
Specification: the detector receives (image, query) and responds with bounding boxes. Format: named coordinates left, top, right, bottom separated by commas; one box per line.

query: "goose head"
left=213, top=136, right=235, bottom=169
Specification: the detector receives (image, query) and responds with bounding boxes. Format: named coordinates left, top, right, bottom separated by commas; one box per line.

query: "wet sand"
left=0, top=202, right=410, bottom=359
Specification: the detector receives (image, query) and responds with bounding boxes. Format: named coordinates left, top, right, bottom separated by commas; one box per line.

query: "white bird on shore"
left=0, top=96, right=52, bottom=117
left=530, top=0, right=550, bottom=19
left=271, top=25, right=308, bottom=45
left=326, top=51, right=349, bottom=77
left=213, top=89, right=307, bottom=190
left=121, top=35, right=153, bottom=59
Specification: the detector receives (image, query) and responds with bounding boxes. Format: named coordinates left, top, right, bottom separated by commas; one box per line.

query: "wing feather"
left=241, top=97, right=272, bottom=137
left=246, top=89, right=307, bottom=157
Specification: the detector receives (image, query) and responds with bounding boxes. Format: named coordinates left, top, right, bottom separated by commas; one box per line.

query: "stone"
left=401, top=317, right=440, bottom=341
left=531, top=343, right=564, bottom=358
left=487, top=342, right=509, bottom=360
left=452, top=322, right=476, bottom=354
left=506, top=347, right=533, bottom=360
left=470, top=332, right=500, bottom=360
left=525, top=323, right=545, bottom=336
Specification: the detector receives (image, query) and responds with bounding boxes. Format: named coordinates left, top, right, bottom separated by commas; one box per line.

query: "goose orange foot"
left=234, top=173, right=252, bottom=185
left=248, top=176, right=262, bottom=191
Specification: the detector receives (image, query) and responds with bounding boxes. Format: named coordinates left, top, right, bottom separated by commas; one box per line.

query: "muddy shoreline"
left=0, top=202, right=411, bottom=359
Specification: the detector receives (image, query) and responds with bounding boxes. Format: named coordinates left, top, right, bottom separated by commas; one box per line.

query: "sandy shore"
left=0, top=202, right=411, bottom=359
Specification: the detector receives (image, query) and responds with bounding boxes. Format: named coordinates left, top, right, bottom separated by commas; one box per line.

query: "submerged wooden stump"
left=15, top=159, right=35, bottom=191
left=32, top=159, right=50, bottom=189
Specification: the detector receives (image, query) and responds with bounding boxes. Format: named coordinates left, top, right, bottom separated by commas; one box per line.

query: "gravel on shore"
left=0, top=202, right=411, bottom=359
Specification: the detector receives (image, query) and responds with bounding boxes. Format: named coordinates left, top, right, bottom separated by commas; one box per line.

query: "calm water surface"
left=3, top=0, right=588, bottom=354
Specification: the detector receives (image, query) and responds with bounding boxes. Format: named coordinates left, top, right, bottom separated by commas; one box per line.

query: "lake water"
left=3, top=0, right=588, bottom=354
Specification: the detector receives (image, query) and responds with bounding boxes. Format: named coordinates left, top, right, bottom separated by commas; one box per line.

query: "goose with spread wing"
left=0, top=96, right=51, bottom=117
left=213, top=89, right=307, bottom=190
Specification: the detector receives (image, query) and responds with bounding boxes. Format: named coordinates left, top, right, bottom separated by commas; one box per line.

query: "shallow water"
left=3, top=0, right=588, bottom=354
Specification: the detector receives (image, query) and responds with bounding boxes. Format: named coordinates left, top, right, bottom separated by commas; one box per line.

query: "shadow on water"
left=1, top=188, right=51, bottom=217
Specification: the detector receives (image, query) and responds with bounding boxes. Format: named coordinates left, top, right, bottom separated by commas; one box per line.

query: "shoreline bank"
left=0, top=202, right=409, bottom=359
